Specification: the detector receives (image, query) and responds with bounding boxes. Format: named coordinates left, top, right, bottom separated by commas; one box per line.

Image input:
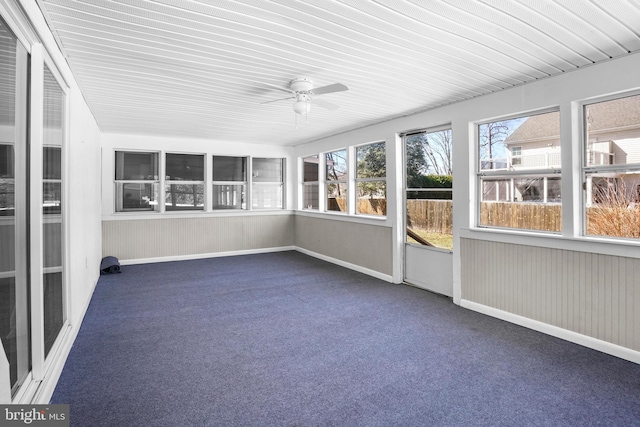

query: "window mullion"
left=205, top=153, right=212, bottom=212
left=347, top=146, right=356, bottom=215
left=159, top=150, right=166, bottom=213
left=247, top=156, right=253, bottom=211
left=319, top=152, right=326, bottom=211
left=563, top=101, right=580, bottom=238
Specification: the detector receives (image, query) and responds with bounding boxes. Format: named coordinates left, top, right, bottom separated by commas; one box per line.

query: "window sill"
left=104, top=209, right=294, bottom=220
left=461, top=227, right=640, bottom=259
left=295, top=209, right=389, bottom=225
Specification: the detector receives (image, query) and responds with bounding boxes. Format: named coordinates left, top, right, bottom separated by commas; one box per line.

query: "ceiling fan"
left=261, top=78, right=348, bottom=122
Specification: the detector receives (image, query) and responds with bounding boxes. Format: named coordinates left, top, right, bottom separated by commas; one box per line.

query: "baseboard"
left=460, top=299, right=640, bottom=365
left=295, top=247, right=394, bottom=283
left=120, top=247, right=393, bottom=284
left=119, top=246, right=296, bottom=265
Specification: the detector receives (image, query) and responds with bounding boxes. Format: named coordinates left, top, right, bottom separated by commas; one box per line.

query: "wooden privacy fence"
left=406, top=200, right=453, bottom=234
left=480, top=201, right=561, bottom=232
left=330, top=198, right=565, bottom=234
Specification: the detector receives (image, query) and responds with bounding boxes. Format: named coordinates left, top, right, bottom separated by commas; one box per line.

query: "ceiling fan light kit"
left=293, top=98, right=311, bottom=115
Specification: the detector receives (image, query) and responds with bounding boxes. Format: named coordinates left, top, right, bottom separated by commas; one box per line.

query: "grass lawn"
left=407, top=229, right=453, bottom=250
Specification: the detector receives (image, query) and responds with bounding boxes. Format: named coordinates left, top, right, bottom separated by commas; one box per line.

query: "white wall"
left=36, top=79, right=103, bottom=403
left=66, top=89, right=102, bottom=326
left=100, top=134, right=296, bottom=262
left=295, top=51, right=640, bottom=285
left=293, top=51, right=640, bottom=362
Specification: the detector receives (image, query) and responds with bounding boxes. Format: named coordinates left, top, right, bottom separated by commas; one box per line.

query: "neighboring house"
left=500, top=96, right=640, bottom=205
left=585, top=96, right=640, bottom=205
left=481, top=112, right=562, bottom=203
left=504, top=112, right=561, bottom=170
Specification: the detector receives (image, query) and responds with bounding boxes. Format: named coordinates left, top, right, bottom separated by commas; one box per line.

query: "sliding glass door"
left=0, top=12, right=68, bottom=401
left=0, top=16, right=30, bottom=396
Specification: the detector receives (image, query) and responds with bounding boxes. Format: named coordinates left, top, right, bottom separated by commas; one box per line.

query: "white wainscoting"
left=461, top=238, right=640, bottom=357
left=294, top=215, right=393, bottom=277
left=102, top=214, right=295, bottom=262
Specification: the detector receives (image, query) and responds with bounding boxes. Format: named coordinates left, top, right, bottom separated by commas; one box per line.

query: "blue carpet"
left=52, top=251, right=640, bottom=426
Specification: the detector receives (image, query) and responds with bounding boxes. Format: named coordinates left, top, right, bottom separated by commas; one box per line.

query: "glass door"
left=0, top=16, right=30, bottom=397
left=403, top=128, right=454, bottom=297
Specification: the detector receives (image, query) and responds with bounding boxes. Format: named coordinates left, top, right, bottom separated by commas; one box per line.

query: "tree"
left=423, top=130, right=453, bottom=175
left=326, top=150, right=347, bottom=196
left=405, top=135, right=429, bottom=188
left=405, top=130, right=453, bottom=187
left=479, top=121, right=510, bottom=169
left=356, top=142, right=386, bottom=198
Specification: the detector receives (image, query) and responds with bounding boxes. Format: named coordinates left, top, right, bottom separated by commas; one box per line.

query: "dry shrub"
left=328, top=197, right=386, bottom=215
left=587, top=180, right=640, bottom=238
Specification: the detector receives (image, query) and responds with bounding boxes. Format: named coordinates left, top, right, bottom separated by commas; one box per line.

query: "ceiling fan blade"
left=312, top=83, right=348, bottom=96
left=260, top=96, right=295, bottom=105
left=313, top=98, right=340, bottom=111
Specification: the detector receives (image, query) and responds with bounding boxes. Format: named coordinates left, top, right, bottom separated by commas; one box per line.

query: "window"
left=0, top=16, right=30, bottom=396
left=43, top=65, right=65, bottom=358
left=252, top=158, right=284, bottom=209
left=43, top=146, right=61, bottom=214
left=115, top=151, right=159, bottom=212
left=302, top=155, right=319, bottom=210
left=511, top=146, right=522, bottom=165
left=0, top=144, right=15, bottom=216
left=356, top=142, right=386, bottom=216
left=584, top=93, right=640, bottom=239
left=116, top=154, right=285, bottom=212
left=405, top=129, right=453, bottom=249
left=478, top=110, right=562, bottom=232
left=325, top=149, right=347, bottom=212
left=165, top=153, right=204, bottom=211
left=213, top=156, right=246, bottom=210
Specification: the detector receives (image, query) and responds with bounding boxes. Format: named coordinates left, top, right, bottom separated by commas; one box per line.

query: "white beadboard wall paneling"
left=461, top=238, right=639, bottom=353
left=294, top=215, right=393, bottom=276
left=102, top=214, right=294, bottom=262
left=36, top=0, right=640, bottom=146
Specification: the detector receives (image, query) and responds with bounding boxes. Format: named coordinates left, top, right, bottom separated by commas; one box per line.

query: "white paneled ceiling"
left=37, top=0, right=640, bottom=146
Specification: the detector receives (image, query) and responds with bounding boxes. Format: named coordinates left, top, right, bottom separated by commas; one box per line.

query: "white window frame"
left=251, top=157, right=285, bottom=210
left=164, top=152, right=206, bottom=212
left=476, top=108, right=562, bottom=233
left=581, top=91, right=640, bottom=241
left=510, top=146, right=522, bottom=166
left=212, top=155, right=247, bottom=210
left=324, top=148, right=348, bottom=214
left=301, top=155, right=320, bottom=210
left=355, top=141, right=387, bottom=217
left=114, top=150, right=160, bottom=213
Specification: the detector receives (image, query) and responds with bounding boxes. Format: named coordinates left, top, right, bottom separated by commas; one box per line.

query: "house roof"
left=587, top=95, right=640, bottom=133
left=506, top=94, right=640, bottom=144
left=505, top=113, right=560, bottom=145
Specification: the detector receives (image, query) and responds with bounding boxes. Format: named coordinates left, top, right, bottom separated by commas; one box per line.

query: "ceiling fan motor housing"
left=290, top=78, right=313, bottom=93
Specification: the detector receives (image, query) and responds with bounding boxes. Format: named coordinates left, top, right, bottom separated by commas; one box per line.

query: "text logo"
left=1, top=405, right=69, bottom=427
